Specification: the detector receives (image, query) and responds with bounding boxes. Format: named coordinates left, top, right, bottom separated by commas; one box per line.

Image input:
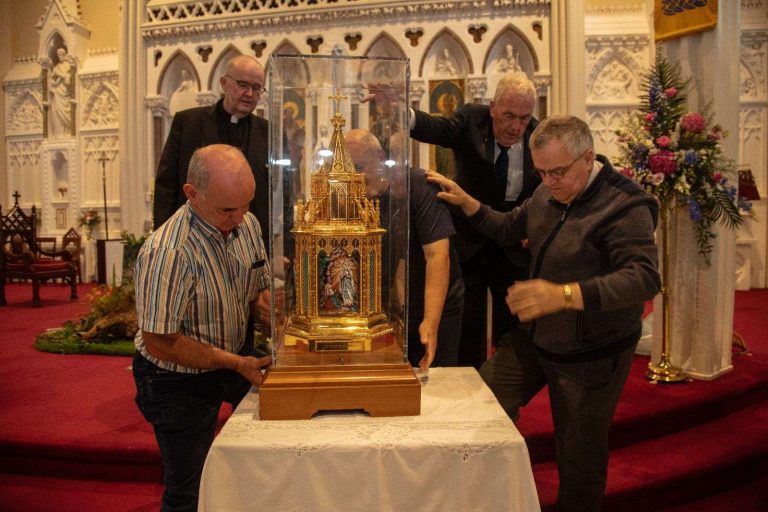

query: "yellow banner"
left=654, top=0, right=718, bottom=42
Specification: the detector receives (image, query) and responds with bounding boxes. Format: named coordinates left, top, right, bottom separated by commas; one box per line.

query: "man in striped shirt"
left=133, top=144, right=273, bottom=511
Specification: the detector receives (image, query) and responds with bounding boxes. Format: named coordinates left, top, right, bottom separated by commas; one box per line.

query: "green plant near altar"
left=615, top=52, right=752, bottom=264
left=34, top=231, right=147, bottom=356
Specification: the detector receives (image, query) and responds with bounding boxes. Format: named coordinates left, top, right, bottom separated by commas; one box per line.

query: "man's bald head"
left=345, top=129, right=384, bottom=164
left=184, top=144, right=255, bottom=235
left=344, top=129, right=387, bottom=196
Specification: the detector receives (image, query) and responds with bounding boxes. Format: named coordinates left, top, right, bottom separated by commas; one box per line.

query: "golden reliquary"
left=284, top=109, right=394, bottom=352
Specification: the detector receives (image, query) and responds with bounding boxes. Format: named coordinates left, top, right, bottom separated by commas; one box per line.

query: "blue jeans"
left=133, top=349, right=254, bottom=512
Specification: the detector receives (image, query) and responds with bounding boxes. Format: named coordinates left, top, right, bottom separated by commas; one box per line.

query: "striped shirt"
left=134, top=202, right=270, bottom=373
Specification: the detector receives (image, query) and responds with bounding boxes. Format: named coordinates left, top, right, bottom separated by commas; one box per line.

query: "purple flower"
left=688, top=199, right=702, bottom=221
left=648, top=150, right=677, bottom=176
left=683, top=150, right=699, bottom=165
left=648, top=83, right=661, bottom=109
left=633, top=143, right=649, bottom=161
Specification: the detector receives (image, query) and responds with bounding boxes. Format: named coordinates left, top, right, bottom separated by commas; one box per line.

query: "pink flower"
left=680, top=113, right=706, bottom=133
left=620, top=167, right=635, bottom=178
left=656, top=135, right=671, bottom=147
left=664, top=87, right=677, bottom=98
left=648, top=150, right=677, bottom=176
left=649, top=173, right=665, bottom=186
left=711, top=171, right=722, bottom=183
left=644, top=113, right=656, bottom=123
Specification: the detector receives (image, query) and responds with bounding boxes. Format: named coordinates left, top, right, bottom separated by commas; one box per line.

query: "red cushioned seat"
left=1, top=193, right=78, bottom=307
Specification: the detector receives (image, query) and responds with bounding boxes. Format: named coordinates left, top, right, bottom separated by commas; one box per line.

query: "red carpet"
left=0, top=282, right=766, bottom=511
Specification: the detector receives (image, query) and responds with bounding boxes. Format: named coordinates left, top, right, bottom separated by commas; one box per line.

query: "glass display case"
left=259, top=54, right=420, bottom=419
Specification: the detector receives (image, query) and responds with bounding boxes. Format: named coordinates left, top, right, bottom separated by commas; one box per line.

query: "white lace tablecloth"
left=199, top=367, right=540, bottom=512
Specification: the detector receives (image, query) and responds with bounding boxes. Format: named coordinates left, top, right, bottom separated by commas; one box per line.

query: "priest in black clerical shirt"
left=152, top=54, right=270, bottom=246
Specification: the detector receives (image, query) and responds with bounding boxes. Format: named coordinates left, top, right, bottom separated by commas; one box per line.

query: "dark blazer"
left=411, top=103, right=540, bottom=263
left=152, top=100, right=269, bottom=236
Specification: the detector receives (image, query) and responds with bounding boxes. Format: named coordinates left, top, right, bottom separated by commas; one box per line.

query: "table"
left=199, top=367, right=540, bottom=512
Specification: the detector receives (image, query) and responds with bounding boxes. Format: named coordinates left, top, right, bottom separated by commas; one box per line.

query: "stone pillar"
left=650, top=3, right=741, bottom=380
left=119, top=0, right=149, bottom=234
left=550, top=0, right=586, bottom=117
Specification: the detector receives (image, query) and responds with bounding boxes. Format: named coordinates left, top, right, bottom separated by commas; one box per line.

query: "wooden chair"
left=0, top=192, right=78, bottom=307
left=36, top=237, right=59, bottom=282
left=37, top=237, right=57, bottom=252
left=62, top=228, right=83, bottom=283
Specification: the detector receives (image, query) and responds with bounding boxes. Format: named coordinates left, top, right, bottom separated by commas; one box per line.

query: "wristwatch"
left=563, top=283, right=573, bottom=307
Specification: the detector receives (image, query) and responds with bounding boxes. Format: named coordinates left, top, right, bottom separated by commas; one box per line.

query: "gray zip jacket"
left=469, top=156, right=661, bottom=356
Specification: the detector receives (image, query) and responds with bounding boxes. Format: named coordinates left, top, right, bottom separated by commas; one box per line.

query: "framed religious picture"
left=367, top=59, right=402, bottom=153
left=428, top=79, right=465, bottom=178
left=282, top=88, right=307, bottom=196
left=55, top=208, right=67, bottom=229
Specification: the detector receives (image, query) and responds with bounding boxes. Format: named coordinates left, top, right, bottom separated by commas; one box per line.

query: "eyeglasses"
left=224, top=75, right=265, bottom=95
left=534, top=151, right=586, bottom=181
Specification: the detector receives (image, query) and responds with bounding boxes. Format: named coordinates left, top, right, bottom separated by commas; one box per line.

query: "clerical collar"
left=216, top=100, right=248, bottom=124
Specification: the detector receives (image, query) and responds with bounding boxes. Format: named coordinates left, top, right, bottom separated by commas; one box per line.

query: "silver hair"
left=530, top=115, right=594, bottom=158
left=493, top=72, right=536, bottom=103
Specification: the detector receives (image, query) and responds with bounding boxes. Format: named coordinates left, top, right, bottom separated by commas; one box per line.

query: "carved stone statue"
left=48, top=47, right=73, bottom=137
left=497, top=44, right=521, bottom=73
left=435, top=48, right=458, bottom=76
left=314, top=124, right=332, bottom=166
left=175, top=69, right=196, bottom=94
left=169, top=69, right=199, bottom=115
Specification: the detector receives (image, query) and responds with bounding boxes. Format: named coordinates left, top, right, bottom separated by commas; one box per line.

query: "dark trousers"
left=133, top=349, right=255, bottom=512
left=479, top=329, right=637, bottom=512
left=458, top=243, right=524, bottom=368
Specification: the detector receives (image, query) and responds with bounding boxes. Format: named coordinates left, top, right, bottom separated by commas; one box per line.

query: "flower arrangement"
left=78, top=209, right=101, bottom=239
left=615, top=53, right=752, bottom=263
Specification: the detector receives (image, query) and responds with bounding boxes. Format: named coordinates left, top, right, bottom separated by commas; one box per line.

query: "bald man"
left=134, top=144, right=272, bottom=511
left=345, top=129, right=464, bottom=370
left=153, top=55, right=269, bottom=245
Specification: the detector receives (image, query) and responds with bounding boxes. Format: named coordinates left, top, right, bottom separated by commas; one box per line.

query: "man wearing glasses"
left=425, top=115, right=660, bottom=512
left=153, top=55, right=269, bottom=244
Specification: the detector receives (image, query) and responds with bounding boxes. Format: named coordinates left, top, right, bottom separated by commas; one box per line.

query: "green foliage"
left=121, top=231, right=147, bottom=271
left=638, top=51, right=689, bottom=138
left=33, top=230, right=148, bottom=356
left=615, top=52, right=752, bottom=264
left=34, top=322, right=135, bottom=356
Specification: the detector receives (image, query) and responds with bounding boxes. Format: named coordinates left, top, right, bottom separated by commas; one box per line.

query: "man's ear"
left=182, top=183, right=196, bottom=200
